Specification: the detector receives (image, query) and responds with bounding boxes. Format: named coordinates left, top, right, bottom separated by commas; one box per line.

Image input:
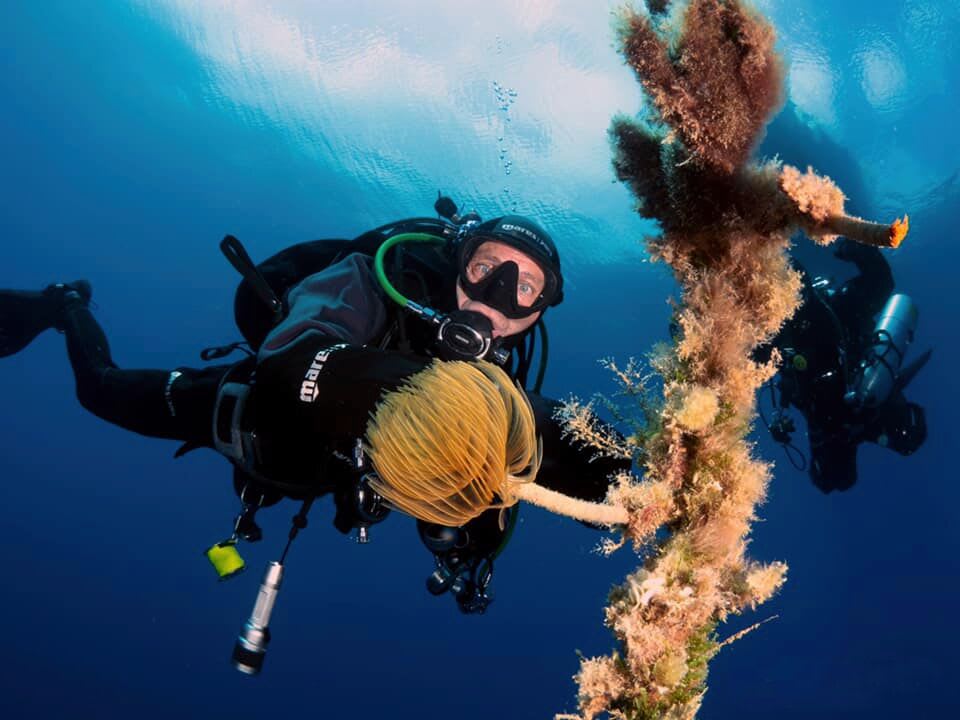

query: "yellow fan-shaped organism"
left=364, top=359, right=541, bottom=526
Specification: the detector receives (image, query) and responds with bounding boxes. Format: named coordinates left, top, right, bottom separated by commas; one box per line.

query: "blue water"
left=1, top=1, right=957, bottom=718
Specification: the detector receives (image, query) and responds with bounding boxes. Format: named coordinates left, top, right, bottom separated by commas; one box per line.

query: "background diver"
left=758, top=237, right=930, bottom=493
left=0, top=194, right=629, bottom=669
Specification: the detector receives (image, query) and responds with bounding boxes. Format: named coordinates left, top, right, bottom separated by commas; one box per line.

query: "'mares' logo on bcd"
left=300, top=344, right=347, bottom=403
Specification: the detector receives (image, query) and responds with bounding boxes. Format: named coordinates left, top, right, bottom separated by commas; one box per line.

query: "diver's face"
left=456, top=240, right=545, bottom=338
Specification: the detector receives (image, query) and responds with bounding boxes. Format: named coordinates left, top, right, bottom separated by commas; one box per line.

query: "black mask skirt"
left=457, top=241, right=559, bottom=320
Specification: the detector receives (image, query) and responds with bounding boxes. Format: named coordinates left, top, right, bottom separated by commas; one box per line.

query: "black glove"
left=254, top=340, right=433, bottom=447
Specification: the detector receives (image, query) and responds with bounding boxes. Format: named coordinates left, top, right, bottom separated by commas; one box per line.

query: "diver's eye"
left=467, top=260, right=493, bottom=281
left=517, top=282, right=545, bottom=307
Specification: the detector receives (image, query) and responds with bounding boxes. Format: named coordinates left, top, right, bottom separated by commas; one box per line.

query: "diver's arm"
left=250, top=248, right=430, bottom=444
left=254, top=335, right=432, bottom=445
left=833, top=238, right=894, bottom=317
left=257, top=253, right=389, bottom=361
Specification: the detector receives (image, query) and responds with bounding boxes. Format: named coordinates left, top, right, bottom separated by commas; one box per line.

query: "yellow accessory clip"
left=205, top=540, right=246, bottom=580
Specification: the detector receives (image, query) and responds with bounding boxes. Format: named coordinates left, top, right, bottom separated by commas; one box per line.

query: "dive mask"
left=457, top=235, right=561, bottom=319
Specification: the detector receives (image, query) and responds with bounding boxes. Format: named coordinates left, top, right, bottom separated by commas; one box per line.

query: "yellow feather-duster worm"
left=364, top=359, right=542, bottom=526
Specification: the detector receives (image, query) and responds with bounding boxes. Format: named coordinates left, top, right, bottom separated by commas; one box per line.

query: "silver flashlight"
left=232, top=561, right=284, bottom=675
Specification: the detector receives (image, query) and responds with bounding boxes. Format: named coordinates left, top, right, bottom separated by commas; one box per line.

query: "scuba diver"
left=759, top=237, right=930, bottom=493
left=0, top=194, right=629, bottom=672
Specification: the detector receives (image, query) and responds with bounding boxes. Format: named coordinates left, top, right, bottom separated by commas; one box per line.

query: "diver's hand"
left=833, top=238, right=873, bottom=262
left=833, top=238, right=856, bottom=261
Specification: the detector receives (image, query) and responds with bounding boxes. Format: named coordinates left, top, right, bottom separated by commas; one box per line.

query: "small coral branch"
left=556, top=397, right=636, bottom=462
left=819, top=212, right=909, bottom=248
left=778, top=165, right=910, bottom=247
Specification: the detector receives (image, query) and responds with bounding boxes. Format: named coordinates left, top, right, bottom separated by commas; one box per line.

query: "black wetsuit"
left=60, top=232, right=626, bottom=556
left=766, top=239, right=926, bottom=492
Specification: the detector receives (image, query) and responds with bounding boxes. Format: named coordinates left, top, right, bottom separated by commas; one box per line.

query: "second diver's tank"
left=845, top=293, right=918, bottom=409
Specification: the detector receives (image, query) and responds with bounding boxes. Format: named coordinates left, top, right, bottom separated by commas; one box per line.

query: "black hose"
left=220, top=235, right=284, bottom=322
left=533, top=319, right=549, bottom=394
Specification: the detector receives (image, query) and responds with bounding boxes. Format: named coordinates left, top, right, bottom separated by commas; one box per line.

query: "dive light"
left=232, top=561, right=285, bottom=675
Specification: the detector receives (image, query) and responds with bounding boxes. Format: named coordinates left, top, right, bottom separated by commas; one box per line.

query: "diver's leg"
left=808, top=431, right=859, bottom=493
left=60, top=295, right=227, bottom=444
left=870, top=392, right=927, bottom=456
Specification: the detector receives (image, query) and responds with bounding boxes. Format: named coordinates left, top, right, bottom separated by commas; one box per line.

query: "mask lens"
left=465, top=256, right=544, bottom=306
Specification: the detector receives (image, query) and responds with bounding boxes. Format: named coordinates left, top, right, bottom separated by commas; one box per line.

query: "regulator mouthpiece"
left=232, top=561, right=285, bottom=675
left=436, top=310, right=509, bottom=364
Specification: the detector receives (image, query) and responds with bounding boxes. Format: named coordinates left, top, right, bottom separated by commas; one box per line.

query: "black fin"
left=0, top=289, right=57, bottom=358
left=174, top=441, right=206, bottom=458
left=0, top=281, right=92, bottom=358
